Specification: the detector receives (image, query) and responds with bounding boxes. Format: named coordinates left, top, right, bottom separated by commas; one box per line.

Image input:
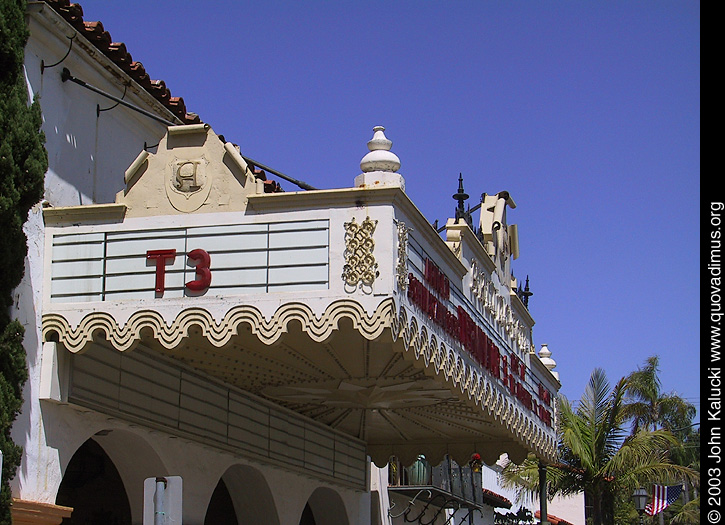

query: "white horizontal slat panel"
left=53, top=232, right=105, bottom=245
left=105, top=270, right=186, bottom=293
left=206, top=268, right=268, bottom=288
left=268, top=220, right=328, bottom=232
left=52, top=242, right=104, bottom=262
left=267, top=282, right=328, bottom=293
left=189, top=224, right=268, bottom=237
left=103, top=289, right=175, bottom=301
left=49, top=220, right=331, bottom=302
left=189, top=232, right=268, bottom=252
left=268, top=246, right=327, bottom=267
left=105, top=236, right=186, bottom=258
left=207, top=285, right=268, bottom=296
left=268, top=265, right=328, bottom=286
left=268, top=229, right=328, bottom=250
left=51, top=276, right=103, bottom=298
left=52, top=259, right=104, bottom=279
left=107, top=229, right=187, bottom=241
left=206, top=250, right=268, bottom=270
left=105, top=253, right=186, bottom=276
left=52, top=292, right=104, bottom=303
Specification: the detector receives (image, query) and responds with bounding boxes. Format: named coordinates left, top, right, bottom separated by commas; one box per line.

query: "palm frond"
left=671, top=497, right=700, bottom=525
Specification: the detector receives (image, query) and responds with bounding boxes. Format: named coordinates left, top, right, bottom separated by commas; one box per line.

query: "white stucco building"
left=9, top=2, right=564, bottom=524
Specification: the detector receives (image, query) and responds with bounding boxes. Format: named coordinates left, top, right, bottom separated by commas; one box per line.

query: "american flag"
left=645, top=484, right=683, bottom=515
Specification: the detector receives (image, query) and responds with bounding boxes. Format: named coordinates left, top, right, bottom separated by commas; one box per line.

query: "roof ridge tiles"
left=43, top=0, right=200, bottom=124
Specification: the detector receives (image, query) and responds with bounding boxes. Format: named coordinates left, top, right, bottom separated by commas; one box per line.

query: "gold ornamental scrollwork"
left=342, top=216, right=379, bottom=293
left=395, top=221, right=412, bottom=291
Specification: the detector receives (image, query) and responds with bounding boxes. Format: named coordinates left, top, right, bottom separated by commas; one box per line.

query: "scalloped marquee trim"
left=43, top=298, right=397, bottom=353
left=42, top=297, right=556, bottom=460
left=394, top=305, right=556, bottom=461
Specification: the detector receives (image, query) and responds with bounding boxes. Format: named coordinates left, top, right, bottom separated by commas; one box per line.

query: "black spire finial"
left=520, top=275, right=533, bottom=307
left=453, top=173, right=470, bottom=225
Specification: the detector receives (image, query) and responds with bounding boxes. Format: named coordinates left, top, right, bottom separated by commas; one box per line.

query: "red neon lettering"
left=411, top=269, right=547, bottom=420
left=424, top=258, right=450, bottom=300
left=186, top=248, right=212, bottom=291
left=147, top=249, right=177, bottom=293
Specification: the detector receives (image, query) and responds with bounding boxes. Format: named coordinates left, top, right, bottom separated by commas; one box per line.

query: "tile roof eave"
left=42, top=0, right=201, bottom=125
left=481, top=487, right=513, bottom=509
left=534, top=510, right=576, bottom=525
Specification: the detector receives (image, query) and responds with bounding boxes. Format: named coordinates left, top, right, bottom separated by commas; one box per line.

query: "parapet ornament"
left=342, top=216, right=379, bottom=292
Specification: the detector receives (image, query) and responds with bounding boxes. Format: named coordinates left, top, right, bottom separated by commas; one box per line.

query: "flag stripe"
left=645, top=484, right=682, bottom=516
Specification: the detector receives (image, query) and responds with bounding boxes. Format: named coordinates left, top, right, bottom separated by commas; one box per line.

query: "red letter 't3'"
left=186, top=248, right=212, bottom=291
left=147, top=249, right=177, bottom=293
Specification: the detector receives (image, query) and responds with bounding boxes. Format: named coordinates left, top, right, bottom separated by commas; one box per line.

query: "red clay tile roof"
left=43, top=0, right=201, bottom=125
left=482, top=487, right=512, bottom=509
left=43, top=1, right=288, bottom=193
left=534, top=510, right=575, bottom=525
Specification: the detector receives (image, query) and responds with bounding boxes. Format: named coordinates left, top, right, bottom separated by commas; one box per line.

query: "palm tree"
left=501, top=369, right=698, bottom=525
left=622, top=356, right=696, bottom=434
left=624, top=355, right=699, bottom=516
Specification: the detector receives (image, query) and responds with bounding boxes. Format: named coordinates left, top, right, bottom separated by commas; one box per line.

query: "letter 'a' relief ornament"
left=166, top=157, right=212, bottom=212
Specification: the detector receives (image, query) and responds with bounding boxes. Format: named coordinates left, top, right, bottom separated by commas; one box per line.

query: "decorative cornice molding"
left=42, top=203, right=127, bottom=225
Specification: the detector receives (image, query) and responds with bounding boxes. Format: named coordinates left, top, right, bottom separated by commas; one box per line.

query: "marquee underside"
left=43, top=300, right=556, bottom=467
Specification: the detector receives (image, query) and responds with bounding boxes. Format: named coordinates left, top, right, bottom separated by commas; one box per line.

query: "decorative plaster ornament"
left=396, top=221, right=411, bottom=291
left=342, top=216, right=379, bottom=292
left=166, top=157, right=212, bottom=212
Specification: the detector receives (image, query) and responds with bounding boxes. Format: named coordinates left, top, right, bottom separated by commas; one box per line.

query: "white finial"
left=355, top=126, right=405, bottom=190
left=539, top=344, right=558, bottom=379
left=360, top=126, right=401, bottom=173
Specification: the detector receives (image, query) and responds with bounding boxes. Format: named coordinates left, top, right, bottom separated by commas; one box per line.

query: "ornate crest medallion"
left=166, top=157, right=212, bottom=212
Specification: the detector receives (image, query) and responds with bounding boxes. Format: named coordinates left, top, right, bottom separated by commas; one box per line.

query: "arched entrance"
left=300, top=487, right=349, bottom=525
left=55, top=439, right=132, bottom=524
left=299, top=503, right=316, bottom=525
left=205, top=464, right=279, bottom=525
left=204, top=478, right=237, bottom=524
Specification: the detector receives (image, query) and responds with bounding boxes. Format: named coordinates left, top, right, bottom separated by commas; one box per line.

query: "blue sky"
left=70, top=1, right=701, bottom=415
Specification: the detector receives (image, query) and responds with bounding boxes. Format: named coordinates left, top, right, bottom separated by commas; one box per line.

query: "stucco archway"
left=56, top=429, right=167, bottom=525
left=301, top=487, right=350, bottom=525
left=207, top=464, right=280, bottom=525
left=55, top=438, right=132, bottom=524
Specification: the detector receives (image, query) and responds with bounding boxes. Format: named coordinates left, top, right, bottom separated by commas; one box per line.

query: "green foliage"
left=0, top=321, right=28, bottom=522
left=501, top=369, right=699, bottom=525
left=670, top=496, right=700, bottom=525
left=622, top=356, right=697, bottom=434
left=0, top=0, right=48, bottom=522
